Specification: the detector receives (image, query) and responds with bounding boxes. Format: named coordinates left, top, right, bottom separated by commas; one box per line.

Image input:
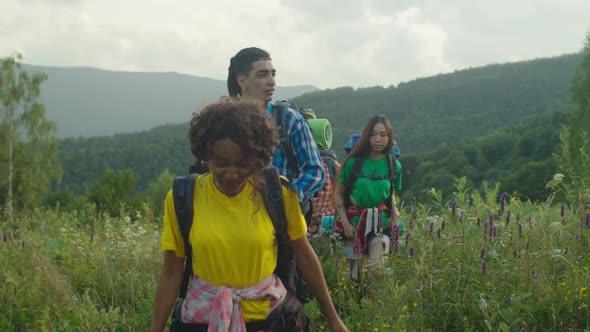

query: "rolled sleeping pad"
left=307, top=118, right=332, bottom=150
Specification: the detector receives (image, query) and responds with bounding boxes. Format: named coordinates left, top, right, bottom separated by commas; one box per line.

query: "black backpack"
left=343, top=154, right=397, bottom=211
left=171, top=166, right=311, bottom=304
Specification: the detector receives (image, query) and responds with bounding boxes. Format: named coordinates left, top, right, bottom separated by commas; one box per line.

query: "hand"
left=327, top=317, right=349, bottom=332
left=342, top=221, right=355, bottom=240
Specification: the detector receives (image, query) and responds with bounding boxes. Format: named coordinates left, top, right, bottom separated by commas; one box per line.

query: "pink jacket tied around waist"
left=181, top=273, right=287, bottom=332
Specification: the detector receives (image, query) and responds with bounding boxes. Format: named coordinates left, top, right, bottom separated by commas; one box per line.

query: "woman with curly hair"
left=150, top=100, right=348, bottom=332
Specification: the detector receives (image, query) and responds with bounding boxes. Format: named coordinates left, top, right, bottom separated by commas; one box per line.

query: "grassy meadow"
left=1, top=180, right=589, bottom=331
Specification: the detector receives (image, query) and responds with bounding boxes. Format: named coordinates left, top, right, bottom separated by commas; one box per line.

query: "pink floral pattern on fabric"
left=181, top=274, right=287, bottom=332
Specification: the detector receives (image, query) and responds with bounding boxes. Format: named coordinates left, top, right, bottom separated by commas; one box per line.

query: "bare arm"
left=334, top=180, right=355, bottom=239
left=150, top=251, right=184, bottom=332
left=292, top=236, right=348, bottom=331
left=388, top=193, right=400, bottom=233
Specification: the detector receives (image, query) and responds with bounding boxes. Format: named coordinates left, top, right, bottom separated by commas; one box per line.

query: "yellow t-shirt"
left=161, top=173, right=307, bottom=321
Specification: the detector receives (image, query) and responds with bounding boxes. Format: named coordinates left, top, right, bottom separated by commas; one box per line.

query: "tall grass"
left=1, top=183, right=589, bottom=331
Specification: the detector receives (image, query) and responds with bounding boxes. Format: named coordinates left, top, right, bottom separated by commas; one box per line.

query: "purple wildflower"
left=585, top=212, right=590, bottom=227
left=534, top=273, right=539, bottom=280
left=506, top=211, right=511, bottom=226
left=576, top=256, right=582, bottom=263
left=500, top=192, right=508, bottom=216
left=405, top=232, right=411, bottom=245
left=409, top=219, right=415, bottom=229
left=409, top=247, right=415, bottom=257
left=429, top=221, right=434, bottom=234
left=489, top=225, right=495, bottom=238
left=393, top=241, right=400, bottom=252
left=488, top=214, right=494, bottom=226
left=480, top=248, right=485, bottom=259
left=560, top=204, right=565, bottom=218
left=516, top=213, right=520, bottom=222
left=483, top=222, right=488, bottom=235
left=21, top=241, right=25, bottom=249
left=2, top=233, right=6, bottom=242
left=477, top=217, right=481, bottom=226
left=482, top=261, right=487, bottom=274
left=518, top=223, right=522, bottom=237
left=441, top=219, right=446, bottom=230
left=334, top=256, right=340, bottom=272
left=437, top=228, right=441, bottom=238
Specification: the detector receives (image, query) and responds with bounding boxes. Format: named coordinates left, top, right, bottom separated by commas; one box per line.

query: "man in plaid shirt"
left=227, top=47, right=325, bottom=216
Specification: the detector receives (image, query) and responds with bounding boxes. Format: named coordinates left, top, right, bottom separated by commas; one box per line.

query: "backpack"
left=343, top=154, right=397, bottom=211
left=171, top=166, right=312, bottom=306
left=272, top=101, right=333, bottom=226
left=272, top=100, right=333, bottom=154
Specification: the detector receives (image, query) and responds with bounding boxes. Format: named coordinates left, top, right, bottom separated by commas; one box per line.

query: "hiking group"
left=150, top=47, right=402, bottom=332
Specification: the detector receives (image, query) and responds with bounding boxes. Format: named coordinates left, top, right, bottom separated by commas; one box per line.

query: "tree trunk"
left=7, top=103, right=13, bottom=224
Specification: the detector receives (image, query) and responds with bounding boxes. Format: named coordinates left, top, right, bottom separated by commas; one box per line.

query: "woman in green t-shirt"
left=333, top=115, right=401, bottom=279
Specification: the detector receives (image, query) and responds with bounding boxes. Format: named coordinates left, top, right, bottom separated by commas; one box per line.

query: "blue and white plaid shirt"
left=267, top=101, right=325, bottom=203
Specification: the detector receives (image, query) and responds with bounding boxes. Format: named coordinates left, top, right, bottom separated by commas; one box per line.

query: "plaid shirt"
left=267, top=102, right=325, bottom=203
left=311, top=158, right=339, bottom=219
left=181, top=274, right=287, bottom=331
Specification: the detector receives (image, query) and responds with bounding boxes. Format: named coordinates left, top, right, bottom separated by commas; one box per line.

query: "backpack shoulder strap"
left=319, top=150, right=338, bottom=181
left=261, top=166, right=297, bottom=292
left=343, top=157, right=363, bottom=207
left=324, top=157, right=337, bottom=182
left=272, top=101, right=292, bottom=161
left=172, top=173, right=198, bottom=298
left=386, top=153, right=397, bottom=210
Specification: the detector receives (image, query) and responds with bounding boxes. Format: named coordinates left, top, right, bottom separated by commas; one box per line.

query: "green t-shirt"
left=338, top=155, right=402, bottom=229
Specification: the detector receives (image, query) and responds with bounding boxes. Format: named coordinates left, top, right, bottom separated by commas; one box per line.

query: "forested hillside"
left=25, top=65, right=318, bottom=138
left=54, top=53, right=581, bottom=201
left=292, top=53, right=581, bottom=154
left=399, top=111, right=565, bottom=203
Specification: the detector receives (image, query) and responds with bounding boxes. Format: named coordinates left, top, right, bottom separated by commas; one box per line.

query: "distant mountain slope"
left=24, top=65, right=318, bottom=137
left=55, top=53, right=581, bottom=194
left=291, top=53, right=581, bottom=154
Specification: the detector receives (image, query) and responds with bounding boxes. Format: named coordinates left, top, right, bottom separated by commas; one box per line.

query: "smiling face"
left=207, top=138, right=252, bottom=196
left=369, top=122, right=389, bottom=153
left=238, top=59, right=276, bottom=103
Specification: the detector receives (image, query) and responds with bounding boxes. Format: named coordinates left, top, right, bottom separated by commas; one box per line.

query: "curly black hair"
left=188, top=99, right=278, bottom=175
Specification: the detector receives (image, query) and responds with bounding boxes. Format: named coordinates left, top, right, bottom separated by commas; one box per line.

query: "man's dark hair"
left=227, top=47, right=271, bottom=98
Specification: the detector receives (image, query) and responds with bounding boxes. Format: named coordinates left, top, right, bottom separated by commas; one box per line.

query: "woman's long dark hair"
left=338, top=114, right=393, bottom=182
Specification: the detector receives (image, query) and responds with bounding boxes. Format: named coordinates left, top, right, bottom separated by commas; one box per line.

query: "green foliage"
left=2, top=180, right=589, bottom=331
left=146, top=169, right=173, bottom=220
left=400, top=111, right=565, bottom=204
left=0, top=207, right=161, bottom=331
left=0, top=54, right=62, bottom=217
left=86, top=168, right=143, bottom=217
left=293, top=53, right=581, bottom=155
left=53, top=54, right=581, bottom=200
left=556, top=30, right=590, bottom=212
left=56, top=123, right=190, bottom=194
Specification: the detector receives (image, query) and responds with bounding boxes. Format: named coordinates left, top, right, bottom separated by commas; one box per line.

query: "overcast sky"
left=2, top=0, right=589, bottom=89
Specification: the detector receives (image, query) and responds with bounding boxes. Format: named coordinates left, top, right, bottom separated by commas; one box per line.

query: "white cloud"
left=1, top=0, right=589, bottom=88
